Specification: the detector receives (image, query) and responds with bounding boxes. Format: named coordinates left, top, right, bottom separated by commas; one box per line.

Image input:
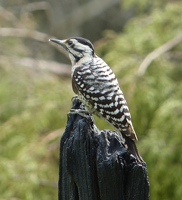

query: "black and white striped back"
left=72, top=55, right=137, bottom=141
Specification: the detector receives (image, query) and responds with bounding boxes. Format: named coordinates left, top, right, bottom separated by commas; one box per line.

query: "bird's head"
left=49, top=37, right=95, bottom=65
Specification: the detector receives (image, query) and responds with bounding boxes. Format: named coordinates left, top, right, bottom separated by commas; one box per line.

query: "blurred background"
left=0, top=0, right=182, bottom=199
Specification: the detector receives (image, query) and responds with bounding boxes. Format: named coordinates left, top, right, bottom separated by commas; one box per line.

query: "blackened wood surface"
left=58, top=98, right=149, bottom=200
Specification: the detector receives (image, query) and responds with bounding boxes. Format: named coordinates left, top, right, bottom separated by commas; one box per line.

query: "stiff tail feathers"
left=123, top=135, right=144, bottom=163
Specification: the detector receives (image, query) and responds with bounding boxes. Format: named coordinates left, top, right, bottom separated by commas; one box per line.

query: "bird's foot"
left=68, top=109, right=90, bottom=118
left=71, top=96, right=79, bottom=102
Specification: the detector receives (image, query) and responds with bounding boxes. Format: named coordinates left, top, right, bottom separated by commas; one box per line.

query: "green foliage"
left=122, top=0, right=176, bottom=13
left=1, top=1, right=182, bottom=199
left=0, top=66, right=73, bottom=199
left=98, top=2, right=182, bottom=199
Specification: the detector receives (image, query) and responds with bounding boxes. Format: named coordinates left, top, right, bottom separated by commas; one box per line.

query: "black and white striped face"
left=49, top=37, right=95, bottom=65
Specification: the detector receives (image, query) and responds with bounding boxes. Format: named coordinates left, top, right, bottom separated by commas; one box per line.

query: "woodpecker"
left=49, top=37, right=143, bottom=162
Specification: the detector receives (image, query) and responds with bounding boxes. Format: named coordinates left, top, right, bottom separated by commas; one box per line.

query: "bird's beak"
left=49, top=38, right=67, bottom=49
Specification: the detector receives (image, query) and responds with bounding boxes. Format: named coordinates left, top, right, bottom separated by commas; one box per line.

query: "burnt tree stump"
left=58, top=98, right=150, bottom=200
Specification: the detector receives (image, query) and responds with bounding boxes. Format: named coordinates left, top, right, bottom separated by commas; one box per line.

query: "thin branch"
left=21, top=1, right=51, bottom=12
left=0, top=27, right=48, bottom=41
left=137, top=34, right=182, bottom=77
left=41, top=129, right=64, bottom=143
left=39, top=180, right=57, bottom=188
left=0, top=27, right=68, bottom=57
left=0, top=56, right=71, bottom=77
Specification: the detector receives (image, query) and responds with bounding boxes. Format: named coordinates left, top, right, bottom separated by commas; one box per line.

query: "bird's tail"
left=123, top=134, right=144, bottom=163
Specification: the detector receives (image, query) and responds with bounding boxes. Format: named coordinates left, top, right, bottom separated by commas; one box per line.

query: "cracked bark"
left=58, top=98, right=149, bottom=200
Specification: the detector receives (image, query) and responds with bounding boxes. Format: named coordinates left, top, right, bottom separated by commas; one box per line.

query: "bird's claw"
left=68, top=109, right=90, bottom=118
left=71, top=96, right=79, bottom=102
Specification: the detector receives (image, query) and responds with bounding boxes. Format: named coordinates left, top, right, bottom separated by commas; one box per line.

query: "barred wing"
left=71, top=58, right=137, bottom=141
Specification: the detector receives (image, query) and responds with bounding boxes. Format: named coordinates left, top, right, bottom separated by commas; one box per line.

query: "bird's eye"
left=68, top=40, right=73, bottom=46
